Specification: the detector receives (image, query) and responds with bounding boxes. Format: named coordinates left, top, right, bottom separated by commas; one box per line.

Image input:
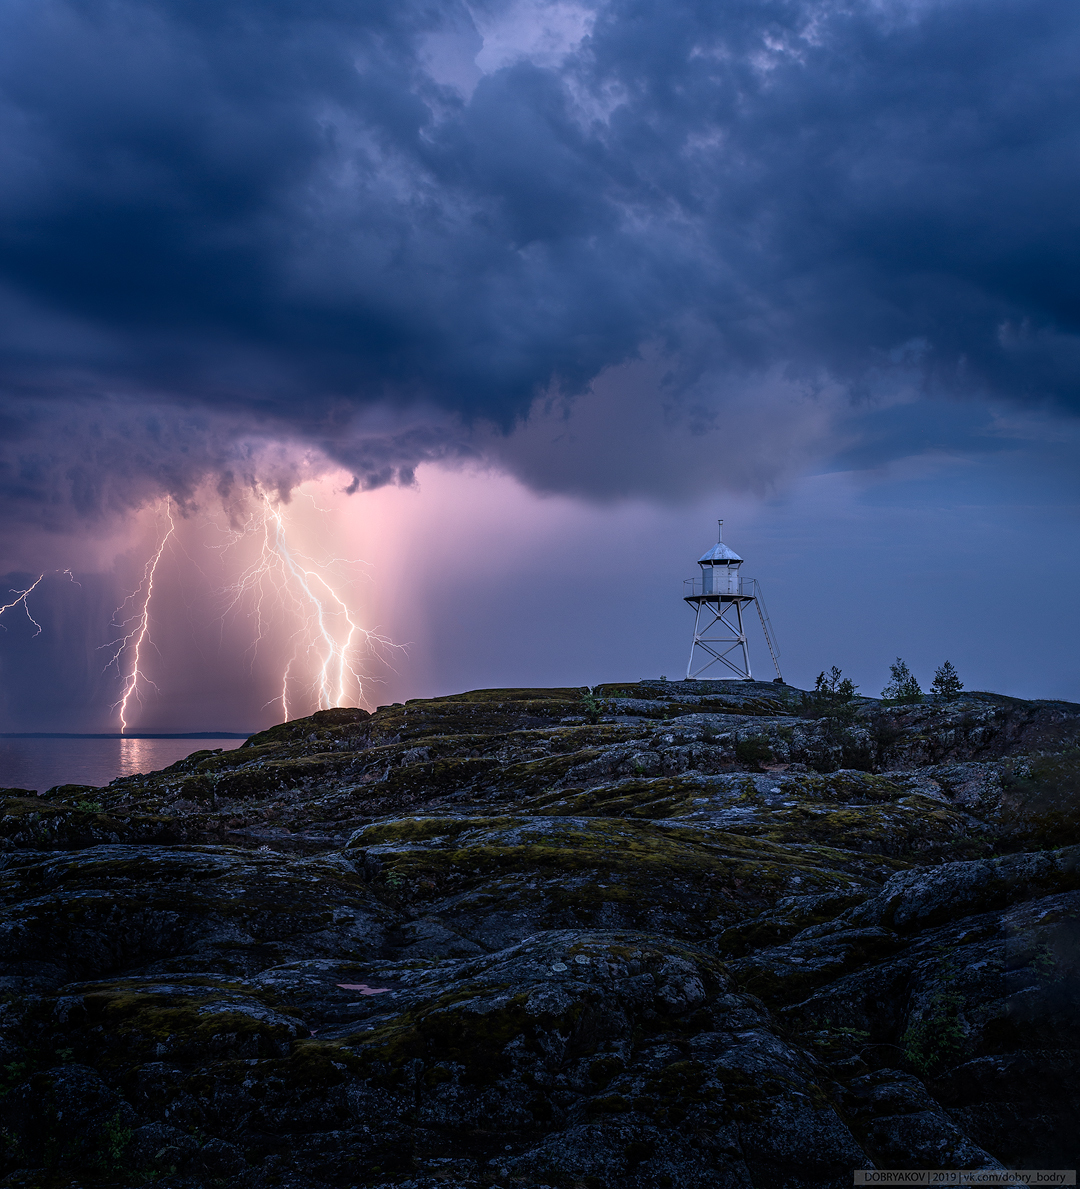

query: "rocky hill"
left=1, top=679, right=1078, bottom=1188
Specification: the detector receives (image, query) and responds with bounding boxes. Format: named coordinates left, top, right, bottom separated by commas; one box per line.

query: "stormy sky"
left=0, top=0, right=1078, bottom=732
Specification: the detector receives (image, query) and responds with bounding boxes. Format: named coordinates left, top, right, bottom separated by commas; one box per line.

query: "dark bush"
left=735, top=737, right=773, bottom=769
left=1001, top=748, right=1080, bottom=847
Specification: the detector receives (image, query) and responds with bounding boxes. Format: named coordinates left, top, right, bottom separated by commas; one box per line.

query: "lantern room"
left=697, top=536, right=743, bottom=596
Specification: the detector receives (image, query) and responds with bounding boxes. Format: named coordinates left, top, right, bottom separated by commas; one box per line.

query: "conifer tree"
left=931, top=660, right=964, bottom=698
left=802, top=665, right=859, bottom=724
left=882, top=658, right=922, bottom=703
left=815, top=666, right=857, bottom=702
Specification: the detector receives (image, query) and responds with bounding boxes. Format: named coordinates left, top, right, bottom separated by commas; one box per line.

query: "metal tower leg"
left=736, top=601, right=752, bottom=680
left=686, top=602, right=704, bottom=680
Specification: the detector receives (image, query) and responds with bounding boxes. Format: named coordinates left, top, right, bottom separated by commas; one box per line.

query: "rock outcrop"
left=1, top=680, right=1078, bottom=1187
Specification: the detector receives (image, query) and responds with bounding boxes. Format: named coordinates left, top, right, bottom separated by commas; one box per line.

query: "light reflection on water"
left=0, top=737, right=246, bottom=793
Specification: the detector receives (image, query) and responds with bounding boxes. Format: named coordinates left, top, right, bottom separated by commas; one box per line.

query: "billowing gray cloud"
left=1, top=0, right=1079, bottom=523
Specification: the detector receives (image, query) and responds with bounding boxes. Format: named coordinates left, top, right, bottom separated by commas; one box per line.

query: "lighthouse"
left=683, top=521, right=783, bottom=681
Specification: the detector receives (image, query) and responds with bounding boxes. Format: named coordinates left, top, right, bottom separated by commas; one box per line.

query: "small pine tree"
left=815, top=666, right=857, bottom=702
left=802, top=666, right=858, bottom=720
left=580, top=686, right=603, bottom=724
left=931, top=660, right=964, bottom=698
left=882, top=658, right=922, bottom=703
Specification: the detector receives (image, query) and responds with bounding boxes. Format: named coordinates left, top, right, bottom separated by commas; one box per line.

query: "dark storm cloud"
left=1, top=0, right=1079, bottom=520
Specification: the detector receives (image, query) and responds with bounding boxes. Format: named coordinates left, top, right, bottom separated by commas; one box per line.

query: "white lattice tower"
left=683, top=521, right=783, bottom=682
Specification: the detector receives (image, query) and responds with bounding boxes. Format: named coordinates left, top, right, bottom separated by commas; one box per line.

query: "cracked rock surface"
left=1, top=679, right=1079, bottom=1187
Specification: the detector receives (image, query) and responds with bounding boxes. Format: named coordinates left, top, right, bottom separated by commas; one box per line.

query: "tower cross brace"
left=685, top=595, right=753, bottom=680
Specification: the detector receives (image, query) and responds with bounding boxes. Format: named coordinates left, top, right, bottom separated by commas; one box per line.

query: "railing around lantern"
left=683, top=577, right=759, bottom=598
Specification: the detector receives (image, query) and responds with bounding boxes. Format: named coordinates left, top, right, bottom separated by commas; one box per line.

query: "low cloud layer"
left=1, top=0, right=1079, bottom=526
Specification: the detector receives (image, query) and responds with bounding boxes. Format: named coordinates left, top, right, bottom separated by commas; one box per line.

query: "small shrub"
left=735, top=737, right=773, bottom=769
left=902, top=961, right=967, bottom=1074
left=1031, top=943, right=1065, bottom=986
left=902, top=988, right=967, bottom=1074
left=75, top=799, right=104, bottom=813
left=869, top=713, right=903, bottom=750
left=94, top=1111, right=134, bottom=1175
left=838, top=732, right=874, bottom=772
left=580, top=687, right=603, bottom=724
left=0, top=1059, right=33, bottom=1097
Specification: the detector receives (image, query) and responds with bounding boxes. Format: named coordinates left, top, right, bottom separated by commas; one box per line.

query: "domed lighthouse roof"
left=698, top=541, right=743, bottom=564
left=698, top=519, right=742, bottom=564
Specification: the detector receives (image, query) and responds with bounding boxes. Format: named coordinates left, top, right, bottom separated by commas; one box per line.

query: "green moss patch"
left=341, top=988, right=541, bottom=1086
left=81, top=984, right=300, bottom=1063
left=351, top=814, right=867, bottom=926
left=523, top=779, right=701, bottom=819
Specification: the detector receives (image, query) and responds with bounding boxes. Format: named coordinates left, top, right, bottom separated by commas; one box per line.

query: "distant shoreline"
left=0, top=732, right=253, bottom=740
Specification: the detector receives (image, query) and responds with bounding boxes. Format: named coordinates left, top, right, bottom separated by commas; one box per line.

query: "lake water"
left=0, top=736, right=248, bottom=793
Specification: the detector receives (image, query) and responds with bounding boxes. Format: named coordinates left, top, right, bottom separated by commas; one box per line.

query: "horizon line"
left=0, top=731, right=255, bottom=740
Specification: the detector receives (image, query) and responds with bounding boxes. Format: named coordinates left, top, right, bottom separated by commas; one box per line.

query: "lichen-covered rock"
left=1, top=680, right=1078, bottom=1186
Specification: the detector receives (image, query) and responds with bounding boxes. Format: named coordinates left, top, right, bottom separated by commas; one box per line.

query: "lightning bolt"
left=221, top=488, right=386, bottom=720
left=5, top=484, right=390, bottom=731
left=0, top=574, right=46, bottom=636
left=103, top=499, right=176, bottom=732
left=0, top=570, right=80, bottom=638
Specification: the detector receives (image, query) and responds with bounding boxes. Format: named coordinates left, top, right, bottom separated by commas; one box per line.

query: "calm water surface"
left=0, top=737, right=247, bottom=793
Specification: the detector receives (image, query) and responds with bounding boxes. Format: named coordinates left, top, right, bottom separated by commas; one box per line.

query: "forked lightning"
left=222, top=491, right=382, bottom=721
left=0, top=574, right=46, bottom=636
left=103, top=499, right=177, bottom=732
left=6, top=488, right=384, bottom=732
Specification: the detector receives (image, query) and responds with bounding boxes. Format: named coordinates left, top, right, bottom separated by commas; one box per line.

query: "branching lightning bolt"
left=221, top=490, right=388, bottom=721
left=0, top=575, right=46, bottom=636
left=0, top=570, right=79, bottom=637
left=8, top=485, right=389, bottom=731
left=102, top=499, right=177, bottom=732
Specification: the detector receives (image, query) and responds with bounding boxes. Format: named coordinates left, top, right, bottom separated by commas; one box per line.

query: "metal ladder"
left=748, top=579, right=783, bottom=682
